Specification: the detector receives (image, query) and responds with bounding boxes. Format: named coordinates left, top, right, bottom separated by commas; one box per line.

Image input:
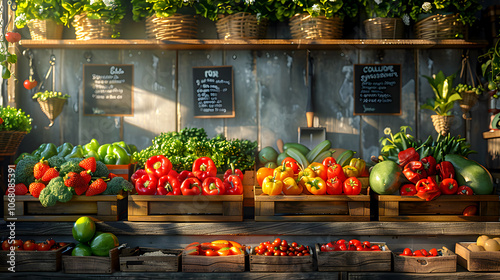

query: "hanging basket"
left=459, top=91, right=479, bottom=114
left=414, top=14, right=464, bottom=40
left=73, top=14, right=117, bottom=40
left=37, top=98, right=67, bottom=127
left=27, top=19, right=64, bottom=40
left=215, top=12, right=268, bottom=39
left=431, top=115, right=453, bottom=136
left=289, top=14, right=343, bottom=39
left=364, top=17, right=404, bottom=39
left=0, top=131, right=27, bottom=156
left=146, top=14, right=198, bottom=40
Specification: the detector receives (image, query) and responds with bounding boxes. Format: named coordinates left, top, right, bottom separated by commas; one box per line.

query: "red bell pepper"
left=400, top=184, right=417, bottom=196
left=439, top=178, right=458, bottom=195
left=135, top=174, right=158, bottom=195
left=327, top=164, right=346, bottom=182
left=403, top=161, right=427, bottom=184
left=180, top=177, right=202, bottom=195
left=224, top=174, right=244, bottom=195
left=192, top=157, right=217, bottom=181
left=177, top=170, right=195, bottom=183
left=145, top=155, right=172, bottom=178
left=421, top=156, right=437, bottom=176
left=322, top=157, right=337, bottom=168
left=436, top=161, right=455, bottom=179
left=202, top=177, right=225, bottom=195
left=343, top=177, right=361, bottom=195
left=457, top=185, right=474, bottom=195
left=157, top=175, right=181, bottom=195
left=281, top=157, right=300, bottom=174
left=398, top=147, right=420, bottom=167
left=326, top=176, right=343, bottom=195
left=415, top=177, right=441, bottom=201
left=308, top=162, right=328, bottom=181
left=131, top=169, right=147, bottom=185
left=223, top=163, right=244, bottom=182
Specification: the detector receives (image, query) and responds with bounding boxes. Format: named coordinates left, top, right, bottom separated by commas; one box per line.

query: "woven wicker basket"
left=38, top=98, right=67, bottom=127
left=289, top=14, right=343, bottom=39
left=73, top=14, right=117, bottom=40
left=431, top=115, right=453, bottom=136
left=215, top=12, right=268, bottom=39
left=0, top=131, right=27, bottom=156
left=364, top=17, right=404, bottom=39
left=146, top=14, right=198, bottom=40
left=27, top=19, right=63, bottom=40
left=459, top=91, right=478, bottom=114
left=414, top=14, right=464, bottom=40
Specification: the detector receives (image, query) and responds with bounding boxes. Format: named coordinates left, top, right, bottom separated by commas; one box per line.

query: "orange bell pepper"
left=305, top=177, right=327, bottom=195
left=282, top=177, right=303, bottom=195
left=297, top=167, right=316, bottom=189
left=256, top=167, right=274, bottom=187
left=273, top=162, right=294, bottom=182
left=349, top=158, right=366, bottom=175
left=308, top=162, right=327, bottom=181
left=262, top=175, right=283, bottom=195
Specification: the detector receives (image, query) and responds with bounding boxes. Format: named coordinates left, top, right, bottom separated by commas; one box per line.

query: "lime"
left=72, top=216, right=96, bottom=243
left=90, top=232, right=119, bottom=257
left=71, top=243, right=92, bottom=256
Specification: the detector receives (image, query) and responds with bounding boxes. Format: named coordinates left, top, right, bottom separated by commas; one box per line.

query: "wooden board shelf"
left=19, top=39, right=489, bottom=50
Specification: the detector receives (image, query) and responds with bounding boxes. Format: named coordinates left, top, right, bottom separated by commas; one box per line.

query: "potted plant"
left=32, top=90, right=70, bottom=127
left=421, top=71, right=462, bottom=135
left=14, top=0, right=70, bottom=40
left=62, top=0, right=128, bottom=39
left=360, top=0, right=413, bottom=39
left=286, top=0, right=359, bottom=39
left=131, top=0, right=200, bottom=40
left=409, top=0, right=482, bottom=39
left=0, top=106, right=32, bottom=156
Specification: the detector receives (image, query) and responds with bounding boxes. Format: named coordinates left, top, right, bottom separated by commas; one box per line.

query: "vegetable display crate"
left=3, top=193, right=127, bottom=222
left=392, top=247, right=457, bottom=273
left=106, top=164, right=133, bottom=180
left=456, top=242, right=500, bottom=271
left=63, top=247, right=120, bottom=274
left=376, top=194, right=500, bottom=222
left=253, top=178, right=370, bottom=222
left=119, top=247, right=181, bottom=272
left=241, top=171, right=256, bottom=207
left=181, top=251, right=245, bottom=272
left=128, top=194, right=243, bottom=222
left=0, top=244, right=70, bottom=272
left=315, top=243, right=391, bottom=272
left=249, top=248, right=315, bottom=272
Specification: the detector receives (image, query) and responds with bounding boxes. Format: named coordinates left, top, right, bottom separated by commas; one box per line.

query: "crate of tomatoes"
left=181, top=240, right=246, bottom=272
left=250, top=238, right=315, bottom=272
left=393, top=246, right=457, bottom=273
left=254, top=154, right=370, bottom=222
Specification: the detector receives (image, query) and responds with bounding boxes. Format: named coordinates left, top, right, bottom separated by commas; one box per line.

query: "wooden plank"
left=348, top=202, right=367, bottom=216
left=128, top=201, right=149, bottom=216
left=128, top=215, right=243, bottom=222
left=275, top=201, right=349, bottom=215
left=149, top=201, right=223, bottom=215
left=456, top=242, right=500, bottom=272
left=62, top=247, right=119, bottom=274
left=223, top=201, right=242, bottom=216
left=182, top=254, right=245, bottom=272
left=258, top=201, right=275, bottom=216
left=316, top=243, right=391, bottom=272
left=250, top=254, right=315, bottom=272
left=26, top=201, right=97, bottom=215
left=254, top=215, right=370, bottom=222
left=379, top=215, right=500, bottom=222
left=119, top=248, right=181, bottom=272
left=0, top=244, right=69, bottom=272
left=399, top=201, right=477, bottom=215
left=393, top=247, right=457, bottom=273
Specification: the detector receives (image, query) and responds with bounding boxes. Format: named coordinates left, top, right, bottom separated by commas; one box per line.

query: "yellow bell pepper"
left=282, top=177, right=303, bottom=195
left=273, top=162, right=294, bottom=182
left=349, top=158, right=366, bottom=175
left=297, top=167, right=316, bottom=189
left=342, top=165, right=359, bottom=178
left=262, top=175, right=283, bottom=196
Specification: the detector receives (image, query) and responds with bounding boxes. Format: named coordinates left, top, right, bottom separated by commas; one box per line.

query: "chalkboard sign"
left=193, top=66, right=235, bottom=118
left=83, top=64, right=134, bottom=116
left=353, top=64, right=401, bottom=115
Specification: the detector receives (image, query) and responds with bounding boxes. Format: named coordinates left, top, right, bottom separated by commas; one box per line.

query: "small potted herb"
left=14, top=0, right=70, bottom=40
left=0, top=106, right=32, bottom=156
left=360, top=0, right=413, bottom=39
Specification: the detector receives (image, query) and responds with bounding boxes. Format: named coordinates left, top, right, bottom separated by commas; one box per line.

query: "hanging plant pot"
left=37, top=97, right=68, bottom=127
left=145, top=14, right=198, bottom=40
left=215, top=12, right=268, bottom=39
left=431, top=115, right=453, bottom=136
left=27, top=19, right=64, bottom=40
left=364, top=17, right=404, bottom=39
left=459, top=90, right=478, bottom=116
left=0, top=131, right=27, bottom=156
left=289, top=14, right=343, bottom=39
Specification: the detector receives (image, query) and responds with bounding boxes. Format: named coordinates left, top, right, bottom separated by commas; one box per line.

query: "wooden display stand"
left=456, top=242, right=500, bottom=272
left=315, top=243, right=391, bottom=272
left=0, top=244, right=70, bottom=272
left=62, top=247, right=120, bottom=274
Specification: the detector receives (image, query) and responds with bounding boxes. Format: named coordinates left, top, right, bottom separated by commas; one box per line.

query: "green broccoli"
left=92, top=161, right=109, bottom=178
left=59, top=160, right=85, bottom=177
left=15, top=157, right=38, bottom=185
left=47, top=156, right=66, bottom=168
left=102, top=177, right=134, bottom=195
left=39, top=177, right=73, bottom=207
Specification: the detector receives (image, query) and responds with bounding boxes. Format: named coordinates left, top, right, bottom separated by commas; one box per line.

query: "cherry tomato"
left=280, top=245, right=288, bottom=252
left=363, top=241, right=371, bottom=248
left=428, top=248, right=438, bottom=256
left=401, top=248, right=412, bottom=256
left=296, top=252, right=303, bottom=256
left=291, top=242, right=298, bottom=248
left=338, top=243, right=348, bottom=251
left=281, top=239, right=288, bottom=247
left=463, top=205, right=477, bottom=216
left=371, top=245, right=381, bottom=251
left=2, top=240, right=11, bottom=251
left=46, top=238, right=56, bottom=247
left=349, top=239, right=361, bottom=247
left=23, top=240, right=36, bottom=251
left=288, top=252, right=295, bottom=256
left=280, top=251, right=287, bottom=256
left=205, top=249, right=218, bottom=256
left=264, top=251, right=273, bottom=256
left=12, top=239, right=23, bottom=249
left=336, top=239, right=346, bottom=245
left=272, top=238, right=281, bottom=247
left=420, top=249, right=429, bottom=257
left=37, top=242, right=50, bottom=251
left=413, top=250, right=424, bottom=257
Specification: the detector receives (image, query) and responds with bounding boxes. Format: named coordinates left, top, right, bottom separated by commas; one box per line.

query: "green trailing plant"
left=32, top=91, right=70, bottom=101
left=279, top=0, right=359, bottom=21
left=421, top=71, right=462, bottom=116
left=479, top=38, right=500, bottom=97
left=131, top=0, right=199, bottom=21
left=0, top=106, right=32, bottom=133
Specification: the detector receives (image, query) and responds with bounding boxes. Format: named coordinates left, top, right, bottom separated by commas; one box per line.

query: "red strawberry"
left=34, top=160, right=50, bottom=180
left=64, top=172, right=83, bottom=188
left=80, top=171, right=92, bottom=185
left=5, top=183, right=28, bottom=195
left=74, top=182, right=89, bottom=196
left=79, top=157, right=96, bottom=173
left=29, top=182, right=46, bottom=198
left=41, top=168, right=59, bottom=182
left=86, top=178, right=107, bottom=196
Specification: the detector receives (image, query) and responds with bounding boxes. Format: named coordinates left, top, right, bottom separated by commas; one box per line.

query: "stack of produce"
left=399, top=248, right=441, bottom=257
left=71, top=216, right=119, bottom=257
left=370, top=126, right=493, bottom=198
left=133, top=127, right=257, bottom=172
left=468, top=235, right=500, bottom=252
left=131, top=155, right=244, bottom=195
left=183, top=240, right=245, bottom=256
left=253, top=238, right=311, bottom=256
left=256, top=140, right=366, bottom=196
left=319, top=239, right=382, bottom=252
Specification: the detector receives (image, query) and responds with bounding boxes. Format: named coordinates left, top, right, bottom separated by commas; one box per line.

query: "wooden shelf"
left=483, top=130, right=500, bottom=139
left=19, top=39, right=489, bottom=50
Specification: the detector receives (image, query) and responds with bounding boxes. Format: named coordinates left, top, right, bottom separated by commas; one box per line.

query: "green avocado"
left=71, top=243, right=92, bottom=256
left=90, top=232, right=119, bottom=257
left=258, top=146, right=278, bottom=165
left=369, top=160, right=402, bottom=195
left=72, top=216, right=96, bottom=243
left=444, top=154, right=493, bottom=195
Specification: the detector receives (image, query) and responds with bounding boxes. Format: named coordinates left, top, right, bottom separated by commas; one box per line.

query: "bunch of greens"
left=32, top=90, right=70, bottom=101
left=133, top=127, right=257, bottom=172
left=15, top=0, right=71, bottom=28
left=421, top=71, right=462, bottom=116
left=131, top=0, right=199, bottom=21
left=277, top=0, right=359, bottom=21
left=409, top=0, right=482, bottom=28
left=0, top=106, right=32, bottom=133
left=361, top=0, right=412, bottom=20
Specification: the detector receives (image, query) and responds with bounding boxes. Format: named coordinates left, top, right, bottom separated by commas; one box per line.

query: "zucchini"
left=283, top=143, right=310, bottom=156
left=306, top=140, right=332, bottom=163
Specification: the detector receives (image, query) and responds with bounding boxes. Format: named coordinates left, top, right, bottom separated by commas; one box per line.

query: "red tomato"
left=338, top=243, right=348, bottom=251
left=322, top=157, right=337, bottom=168
left=326, top=176, right=343, bottom=195
left=370, top=245, right=381, bottom=251
left=463, top=205, right=477, bottom=216
left=343, top=177, right=361, bottom=195
left=363, top=241, right=371, bottom=248
left=280, top=251, right=287, bottom=256
left=420, top=249, right=429, bottom=257
left=428, top=248, right=438, bottom=256
left=349, top=239, right=361, bottom=247
left=5, top=32, right=21, bottom=43
left=46, top=238, right=56, bottom=247
left=327, top=164, right=347, bottom=182
left=296, top=252, right=303, bottom=256
left=281, top=239, right=288, bottom=247
left=205, top=249, right=218, bottom=256
left=264, top=251, right=273, bottom=256
left=37, top=242, right=50, bottom=251
left=2, top=240, right=11, bottom=251
left=291, top=242, right=298, bottom=247
left=401, top=248, right=412, bottom=256
left=272, top=238, right=281, bottom=247
left=23, top=240, right=36, bottom=251
left=413, top=250, right=424, bottom=257
left=336, top=239, right=346, bottom=245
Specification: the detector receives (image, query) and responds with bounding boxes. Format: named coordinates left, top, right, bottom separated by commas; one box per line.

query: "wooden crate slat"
left=456, top=242, right=500, bottom=272
left=254, top=215, right=370, bottom=222
left=149, top=201, right=223, bottom=215
left=128, top=215, right=243, bottom=222
left=258, top=201, right=275, bottom=216
left=128, top=200, right=149, bottom=216
left=26, top=201, right=97, bottom=215
left=399, top=201, right=477, bottom=215
left=0, top=244, right=68, bottom=272
left=316, top=243, right=391, bottom=272
left=182, top=254, right=245, bottom=272
left=393, top=247, right=457, bottom=273
left=249, top=254, right=314, bottom=272
left=119, top=248, right=181, bottom=272
left=378, top=215, right=500, bottom=222
left=63, top=247, right=119, bottom=274
left=275, top=201, right=349, bottom=215
left=223, top=201, right=243, bottom=216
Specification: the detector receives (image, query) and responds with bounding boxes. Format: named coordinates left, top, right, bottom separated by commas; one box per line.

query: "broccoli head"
left=59, top=160, right=85, bottom=177
left=102, top=177, right=134, bottom=195
left=15, top=157, right=38, bottom=185
left=47, top=156, right=66, bottom=168
left=92, top=161, right=109, bottom=178
left=39, top=177, right=73, bottom=207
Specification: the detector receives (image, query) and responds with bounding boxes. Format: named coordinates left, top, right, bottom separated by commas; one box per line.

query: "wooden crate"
left=377, top=194, right=500, bottom=222
left=254, top=178, right=370, bottom=222
left=241, top=171, right=256, bottom=207
left=249, top=248, right=315, bottom=272
left=315, top=243, right=391, bottom=272
left=456, top=242, right=500, bottom=271
left=0, top=244, right=70, bottom=272
left=182, top=251, right=245, bottom=272
left=393, top=247, right=457, bottom=273
left=106, top=164, right=133, bottom=180
left=119, top=247, right=181, bottom=272
left=62, top=247, right=120, bottom=274
left=3, top=193, right=127, bottom=222
left=128, top=194, right=243, bottom=222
